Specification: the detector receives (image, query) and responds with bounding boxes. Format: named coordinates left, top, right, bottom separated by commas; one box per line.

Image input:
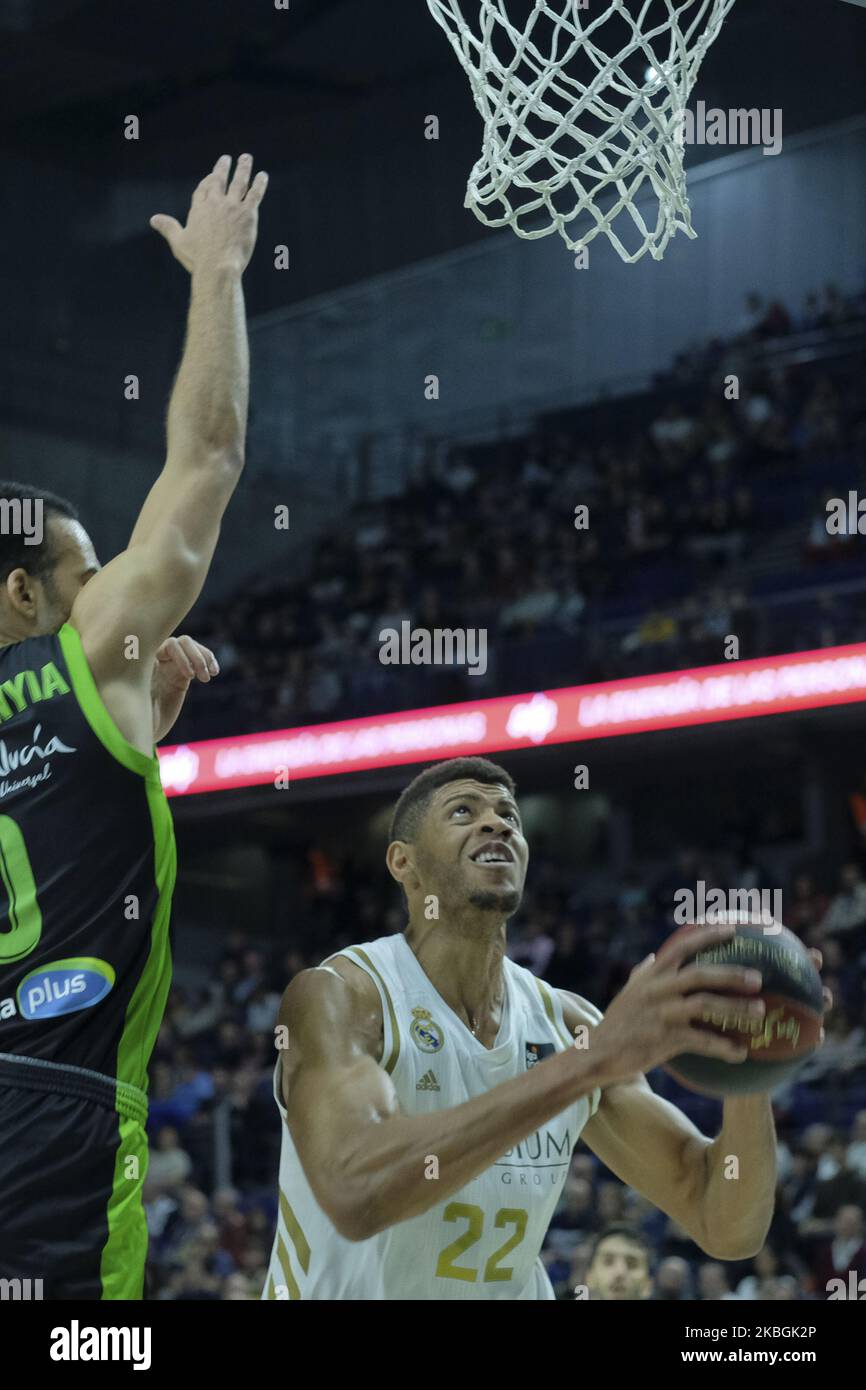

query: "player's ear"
left=6, top=567, right=37, bottom=617
left=386, top=840, right=415, bottom=890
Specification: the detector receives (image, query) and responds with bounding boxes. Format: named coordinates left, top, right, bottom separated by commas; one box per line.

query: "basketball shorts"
left=0, top=1054, right=149, bottom=1300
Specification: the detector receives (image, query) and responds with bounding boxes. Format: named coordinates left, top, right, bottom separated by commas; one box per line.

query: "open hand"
left=150, top=154, right=268, bottom=276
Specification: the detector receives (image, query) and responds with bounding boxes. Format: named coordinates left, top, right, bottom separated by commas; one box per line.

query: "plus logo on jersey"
left=0, top=957, right=115, bottom=1022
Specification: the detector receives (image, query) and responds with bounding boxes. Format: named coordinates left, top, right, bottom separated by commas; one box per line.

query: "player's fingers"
left=667, top=992, right=765, bottom=1027
left=176, top=636, right=214, bottom=681
left=822, top=986, right=833, bottom=1011
left=229, top=153, right=254, bottom=200
left=149, top=214, right=182, bottom=248
left=245, top=169, right=269, bottom=207
left=192, top=171, right=216, bottom=203
left=674, top=963, right=763, bottom=995
left=196, top=155, right=231, bottom=201
left=212, top=153, right=233, bottom=193
left=654, top=923, right=736, bottom=971
left=159, top=637, right=195, bottom=680
left=676, top=1028, right=750, bottom=1063
left=199, top=644, right=220, bottom=677
left=189, top=640, right=218, bottom=679
left=628, top=952, right=656, bottom=980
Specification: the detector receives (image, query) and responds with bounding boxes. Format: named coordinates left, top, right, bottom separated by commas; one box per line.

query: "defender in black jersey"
left=0, top=153, right=269, bottom=1298
left=0, top=621, right=175, bottom=1298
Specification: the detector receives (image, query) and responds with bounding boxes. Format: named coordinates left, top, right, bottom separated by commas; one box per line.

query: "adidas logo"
left=416, top=1069, right=440, bottom=1092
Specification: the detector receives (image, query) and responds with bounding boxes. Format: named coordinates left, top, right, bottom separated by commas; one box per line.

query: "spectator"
left=738, top=292, right=767, bottom=340
left=550, top=1176, right=596, bottom=1237
left=813, top=1206, right=866, bottom=1295
left=736, top=1244, right=782, bottom=1300
left=146, top=1126, right=193, bottom=1196
left=585, top=1225, right=653, bottom=1301
left=697, top=1262, right=740, bottom=1300
left=798, top=1138, right=866, bottom=1240
left=509, top=917, right=556, bottom=977
left=847, top=1112, right=866, bottom=1181
left=654, top=1256, right=694, bottom=1300
left=822, top=863, right=866, bottom=943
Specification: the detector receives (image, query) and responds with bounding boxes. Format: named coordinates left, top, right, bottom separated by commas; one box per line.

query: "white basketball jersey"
left=262, top=932, right=602, bottom=1301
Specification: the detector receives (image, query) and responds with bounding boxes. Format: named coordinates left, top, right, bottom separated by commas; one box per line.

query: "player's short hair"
left=389, top=756, right=516, bottom=845
left=587, top=1223, right=652, bottom=1269
left=0, top=482, right=79, bottom=586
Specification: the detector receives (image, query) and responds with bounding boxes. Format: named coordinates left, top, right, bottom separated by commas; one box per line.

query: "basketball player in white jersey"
left=262, top=756, right=828, bottom=1300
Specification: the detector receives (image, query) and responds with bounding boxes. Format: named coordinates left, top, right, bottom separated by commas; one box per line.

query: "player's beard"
left=467, top=886, right=523, bottom=918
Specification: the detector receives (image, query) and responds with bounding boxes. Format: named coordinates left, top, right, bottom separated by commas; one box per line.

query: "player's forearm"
left=335, top=1048, right=604, bottom=1240
left=700, top=1095, right=776, bottom=1258
left=166, top=266, right=249, bottom=464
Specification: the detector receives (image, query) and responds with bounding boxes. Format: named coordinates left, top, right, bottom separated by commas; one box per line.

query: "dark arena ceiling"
left=0, top=0, right=864, bottom=331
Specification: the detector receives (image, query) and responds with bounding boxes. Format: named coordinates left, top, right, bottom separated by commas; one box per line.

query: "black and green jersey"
left=0, top=622, right=176, bottom=1095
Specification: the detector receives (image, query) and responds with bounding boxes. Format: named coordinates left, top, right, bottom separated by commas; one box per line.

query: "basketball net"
left=427, top=0, right=737, bottom=263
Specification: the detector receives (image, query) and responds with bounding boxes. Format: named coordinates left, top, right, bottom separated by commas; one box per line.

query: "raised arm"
left=69, top=154, right=268, bottom=748
left=279, top=959, right=607, bottom=1242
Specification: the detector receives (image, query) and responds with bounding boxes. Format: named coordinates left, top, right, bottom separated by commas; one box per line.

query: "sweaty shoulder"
left=277, top=957, right=384, bottom=1098
left=319, top=954, right=385, bottom=1055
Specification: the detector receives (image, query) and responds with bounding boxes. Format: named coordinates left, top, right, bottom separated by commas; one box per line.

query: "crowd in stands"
left=180, top=282, right=866, bottom=742
left=145, top=837, right=866, bottom=1300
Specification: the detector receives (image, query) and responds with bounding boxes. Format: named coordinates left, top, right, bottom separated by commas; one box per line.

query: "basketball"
left=658, top=920, right=825, bottom=1097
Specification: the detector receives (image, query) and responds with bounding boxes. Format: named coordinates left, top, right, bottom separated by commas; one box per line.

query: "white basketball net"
left=427, top=0, right=737, bottom=263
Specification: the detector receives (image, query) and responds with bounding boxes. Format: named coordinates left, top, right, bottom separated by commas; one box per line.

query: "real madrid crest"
left=410, top=1006, right=444, bottom=1053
